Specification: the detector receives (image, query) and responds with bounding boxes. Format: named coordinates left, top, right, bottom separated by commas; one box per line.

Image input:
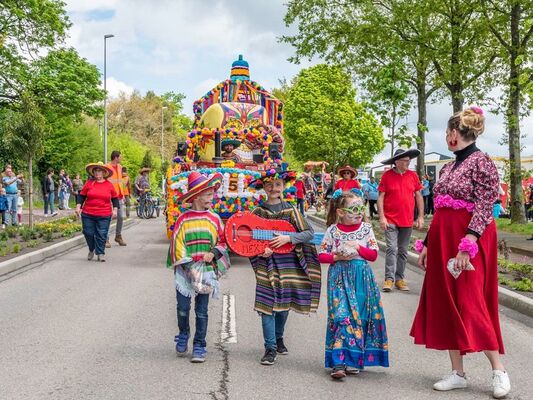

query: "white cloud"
left=104, top=77, right=134, bottom=98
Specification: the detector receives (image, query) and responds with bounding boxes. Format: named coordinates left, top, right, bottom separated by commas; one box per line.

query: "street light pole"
left=161, top=106, right=168, bottom=161
left=103, top=34, right=114, bottom=163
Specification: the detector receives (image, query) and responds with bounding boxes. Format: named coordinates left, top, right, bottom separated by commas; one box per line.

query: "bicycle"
left=136, top=190, right=161, bottom=219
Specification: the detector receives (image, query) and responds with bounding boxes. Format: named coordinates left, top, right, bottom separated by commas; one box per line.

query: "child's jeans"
left=176, top=290, right=209, bottom=347
left=261, top=311, right=289, bottom=350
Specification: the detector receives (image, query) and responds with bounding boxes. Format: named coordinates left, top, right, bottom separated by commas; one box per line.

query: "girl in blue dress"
left=319, top=190, right=389, bottom=379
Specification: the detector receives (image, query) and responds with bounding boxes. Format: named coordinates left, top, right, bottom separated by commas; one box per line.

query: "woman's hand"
left=112, top=208, right=118, bottom=219
left=270, top=234, right=291, bottom=249
left=454, top=251, right=471, bottom=271
left=418, top=246, right=428, bottom=271
left=260, top=247, right=273, bottom=258
left=203, top=252, right=215, bottom=263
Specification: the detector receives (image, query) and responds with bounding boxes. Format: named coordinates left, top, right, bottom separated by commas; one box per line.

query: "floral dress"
left=320, top=223, right=389, bottom=369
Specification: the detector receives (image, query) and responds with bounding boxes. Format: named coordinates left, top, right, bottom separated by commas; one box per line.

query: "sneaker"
left=97, top=254, right=106, bottom=262
left=382, top=279, right=394, bottom=292
left=276, top=338, right=288, bottom=355
left=395, top=279, right=410, bottom=291
left=492, top=370, right=510, bottom=399
left=191, top=345, right=207, bottom=363
left=260, top=348, right=277, bottom=365
left=51, top=212, right=58, bottom=217
left=174, top=333, right=189, bottom=355
left=345, top=366, right=360, bottom=375
left=433, top=370, right=468, bottom=391
left=331, top=365, right=347, bottom=380
left=87, top=251, right=94, bottom=261
left=105, top=240, right=111, bottom=248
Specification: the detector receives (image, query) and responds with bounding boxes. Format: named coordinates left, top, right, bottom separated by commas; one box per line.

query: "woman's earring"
left=449, top=140, right=458, bottom=147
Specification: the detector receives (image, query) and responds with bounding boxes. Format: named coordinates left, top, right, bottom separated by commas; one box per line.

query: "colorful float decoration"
left=166, top=55, right=295, bottom=236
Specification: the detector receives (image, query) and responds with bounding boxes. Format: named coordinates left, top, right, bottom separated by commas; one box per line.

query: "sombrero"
left=337, top=165, right=357, bottom=178
left=249, top=166, right=297, bottom=189
left=221, top=138, right=241, bottom=148
left=139, top=167, right=151, bottom=174
left=178, top=171, right=223, bottom=204
left=85, top=162, right=113, bottom=179
left=381, top=148, right=421, bottom=165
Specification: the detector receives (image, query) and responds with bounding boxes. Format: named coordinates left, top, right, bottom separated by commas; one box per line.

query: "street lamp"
left=161, top=106, right=168, bottom=161
left=103, top=33, right=114, bottom=163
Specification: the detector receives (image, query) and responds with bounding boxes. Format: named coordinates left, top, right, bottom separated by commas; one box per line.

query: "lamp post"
left=161, top=106, right=168, bottom=161
left=103, top=34, right=114, bottom=163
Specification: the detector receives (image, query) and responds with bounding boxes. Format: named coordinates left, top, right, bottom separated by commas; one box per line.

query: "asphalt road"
left=0, top=218, right=531, bottom=400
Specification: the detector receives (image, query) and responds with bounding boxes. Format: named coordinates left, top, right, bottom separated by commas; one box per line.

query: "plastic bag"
left=174, top=257, right=220, bottom=298
left=447, top=258, right=475, bottom=279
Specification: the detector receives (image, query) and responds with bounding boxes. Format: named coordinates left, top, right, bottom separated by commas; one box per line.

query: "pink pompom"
left=470, top=106, right=484, bottom=115
left=414, top=239, right=425, bottom=253
left=458, top=237, right=479, bottom=259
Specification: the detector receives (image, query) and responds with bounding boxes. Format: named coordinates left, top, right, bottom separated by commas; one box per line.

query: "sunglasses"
left=340, top=204, right=366, bottom=215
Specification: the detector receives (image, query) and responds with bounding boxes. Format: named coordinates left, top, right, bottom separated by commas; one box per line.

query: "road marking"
left=221, top=294, right=237, bottom=343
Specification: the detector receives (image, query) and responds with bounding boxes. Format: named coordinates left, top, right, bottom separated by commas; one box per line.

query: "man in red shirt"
left=378, top=149, right=424, bottom=292
left=334, top=165, right=360, bottom=192
left=293, top=176, right=307, bottom=215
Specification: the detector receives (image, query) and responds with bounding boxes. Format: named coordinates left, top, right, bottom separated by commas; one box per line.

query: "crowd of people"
left=167, top=107, right=512, bottom=399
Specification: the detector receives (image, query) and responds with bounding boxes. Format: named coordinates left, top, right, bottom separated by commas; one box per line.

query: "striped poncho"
left=249, top=202, right=322, bottom=315
left=167, top=210, right=230, bottom=296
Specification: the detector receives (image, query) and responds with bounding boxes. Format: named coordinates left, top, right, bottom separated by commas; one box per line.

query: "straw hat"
left=248, top=165, right=296, bottom=189
left=221, top=138, right=241, bottom=148
left=337, top=165, right=357, bottom=179
left=178, top=171, right=223, bottom=204
left=85, top=162, right=113, bottom=179
left=139, top=167, right=151, bottom=174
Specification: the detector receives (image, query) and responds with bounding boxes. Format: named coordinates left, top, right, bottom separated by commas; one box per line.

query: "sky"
left=64, top=0, right=533, bottom=164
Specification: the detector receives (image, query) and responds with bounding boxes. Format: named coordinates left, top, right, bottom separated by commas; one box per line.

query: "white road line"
left=221, top=294, right=237, bottom=343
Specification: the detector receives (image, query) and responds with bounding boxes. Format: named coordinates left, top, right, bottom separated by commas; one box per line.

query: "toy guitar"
left=225, top=211, right=324, bottom=257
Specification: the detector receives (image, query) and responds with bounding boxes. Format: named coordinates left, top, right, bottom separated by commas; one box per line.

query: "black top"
left=452, top=142, right=480, bottom=170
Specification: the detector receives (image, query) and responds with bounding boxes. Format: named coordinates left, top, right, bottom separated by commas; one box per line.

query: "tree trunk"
left=451, top=88, right=464, bottom=113
left=416, top=77, right=427, bottom=178
left=28, top=156, right=34, bottom=229
left=507, top=4, right=526, bottom=224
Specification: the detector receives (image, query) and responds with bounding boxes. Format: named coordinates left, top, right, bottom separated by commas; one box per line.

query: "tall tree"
left=2, top=93, right=47, bottom=228
left=480, top=0, right=533, bottom=224
left=284, top=64, right=384, bottom=171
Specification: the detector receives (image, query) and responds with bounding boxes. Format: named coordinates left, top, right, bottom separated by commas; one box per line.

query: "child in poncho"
left=167, top=171, right=230, bottom=363
left=319, top=190, right=389, bottom=380
left=248, top=167, right=321, bottom=366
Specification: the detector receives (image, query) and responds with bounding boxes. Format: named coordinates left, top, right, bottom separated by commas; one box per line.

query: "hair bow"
left=470, top=106, right=484, bottom=115
left=332, top=189, right=343, bottom=200
left=351, top=188, right=363, bottom=197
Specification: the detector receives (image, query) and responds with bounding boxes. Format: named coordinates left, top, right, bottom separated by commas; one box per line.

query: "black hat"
left=381, top=148, right=421, bottom=165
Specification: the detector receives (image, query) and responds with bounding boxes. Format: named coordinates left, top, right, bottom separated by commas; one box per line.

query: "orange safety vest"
left=123, top=175, right=131, bottom=196
left=106, top=162, right=124, bottom=198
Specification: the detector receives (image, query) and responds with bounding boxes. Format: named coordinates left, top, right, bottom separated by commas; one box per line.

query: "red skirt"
left=410, top=207, right=504, bottom=354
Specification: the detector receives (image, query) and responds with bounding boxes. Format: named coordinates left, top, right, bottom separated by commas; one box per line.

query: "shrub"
left=5, top=226, right=18, bottom=238
left=43, top=231, right=54, bottom=242
left=27, top=240, right=38, bottom=248
left=20, top=227, right=38, bottom=242
left=12, top=243, right=21, bottom=253
left=0, top=231, right=8, bottom=241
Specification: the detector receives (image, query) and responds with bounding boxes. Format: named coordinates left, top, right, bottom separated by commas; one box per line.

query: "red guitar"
left=225, top=211, right=324, bottom=257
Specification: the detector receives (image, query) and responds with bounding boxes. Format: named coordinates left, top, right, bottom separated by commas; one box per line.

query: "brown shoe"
left=105, top=240, right=111, bottom=248
left=395, top=279, right=410, bottom=291
left=115, top=235, right=127, bottom=246
left=382, top=279, right=394, bottom=292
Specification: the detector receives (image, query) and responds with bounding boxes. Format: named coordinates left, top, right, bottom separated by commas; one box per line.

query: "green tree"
left=480, top=0, right=533, bottom=224
left=284, top=64, right=384, bottom=173
left=2, top=93, right=47, bottom=228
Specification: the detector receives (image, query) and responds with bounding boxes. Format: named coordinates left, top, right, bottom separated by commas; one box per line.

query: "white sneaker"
left=492, top=370, right=510, bottom=399
left=87, top=251, right=94, bottom=261
left=433, top=370, right=467, bottom=391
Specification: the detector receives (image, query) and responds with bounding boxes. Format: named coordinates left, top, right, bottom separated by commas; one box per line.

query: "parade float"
left=166, top=55, right=295, bottom=236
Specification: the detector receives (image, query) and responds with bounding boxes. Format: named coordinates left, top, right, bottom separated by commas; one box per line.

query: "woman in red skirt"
left=410, top=107, right=510, bottom=399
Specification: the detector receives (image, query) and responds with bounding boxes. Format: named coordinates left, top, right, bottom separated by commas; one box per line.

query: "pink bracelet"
left=414, top=239, right=425, bottom=253
left=458, top=237, right=478, bottom=259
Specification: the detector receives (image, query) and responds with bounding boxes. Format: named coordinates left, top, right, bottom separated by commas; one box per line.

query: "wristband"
left=414, top=239, right=425, bottom=253
left=458, top=237, right=478, bottom=259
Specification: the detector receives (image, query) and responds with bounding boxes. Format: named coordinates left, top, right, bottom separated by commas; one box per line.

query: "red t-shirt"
left=80, top=179, right=118, bottom=217
left=294, top=180, right=306, bottom=199
left=334, top=179, right=361, bottom=191
left=378, top=169, right=422, bottom=227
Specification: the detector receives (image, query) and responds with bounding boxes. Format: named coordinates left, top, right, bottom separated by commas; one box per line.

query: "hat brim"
left=139, top=167, right=151, bottom=173
left=337, top=167, right=357, bottom=178
left=86, top=163, right=113, bottom=179
left=381, top=149, right=421, bottom=165
left=178, top=173, right=222, bottom=204
left=221, top=139, right=241, bottom=148
left=249, top=170, right=296, bottom=189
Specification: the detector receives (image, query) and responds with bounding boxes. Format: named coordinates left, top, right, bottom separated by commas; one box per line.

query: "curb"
left=0, top=219, right=136, bottom=279
left=307, top=214, right=533, bottom=319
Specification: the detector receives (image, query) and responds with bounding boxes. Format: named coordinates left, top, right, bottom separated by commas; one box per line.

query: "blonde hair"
left=326, top=191, right=367, bottom=226
left=447, top=107, right=485, bottom=141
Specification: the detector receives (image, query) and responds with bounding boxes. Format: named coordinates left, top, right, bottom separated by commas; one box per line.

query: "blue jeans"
left=297, top=198, right=305, bottom=215
left=81, top=214, right=111, bottom=255
left=261, top=311, right=289, bottom=350
left=44, top=192, right=55, bottom=215
left=176, top=291, right=209, bottom=347
left=5, top=194, right=17, bottom=226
